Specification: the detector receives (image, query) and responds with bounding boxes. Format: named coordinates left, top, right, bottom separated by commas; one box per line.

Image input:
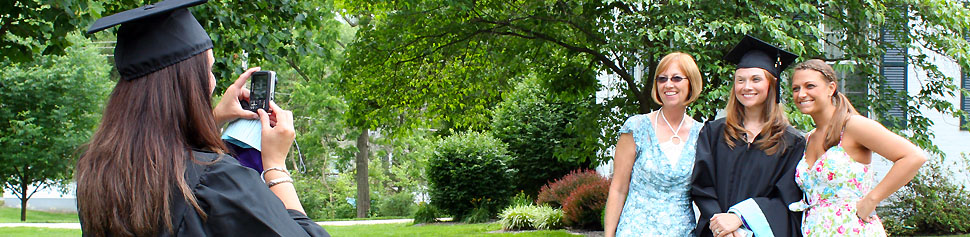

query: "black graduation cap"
left=86, top=0, right=212, bottom=81
left=723, top=35, right=798, bottom=103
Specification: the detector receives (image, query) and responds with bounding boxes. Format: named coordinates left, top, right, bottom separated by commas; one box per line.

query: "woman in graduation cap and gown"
left=691, top=35, right=806, bottom=237
left=74, top=0, right=328, bottom=236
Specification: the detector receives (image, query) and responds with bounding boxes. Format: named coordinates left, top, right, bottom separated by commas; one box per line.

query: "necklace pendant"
left=670, top=135, right=682, bottom=145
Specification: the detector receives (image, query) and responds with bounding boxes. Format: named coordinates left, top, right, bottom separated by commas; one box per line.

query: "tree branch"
left=286, top=58, right=311, bottom=82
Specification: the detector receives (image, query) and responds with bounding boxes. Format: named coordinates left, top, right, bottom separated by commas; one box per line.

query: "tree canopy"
left=338, top=0, right=970, bottom=163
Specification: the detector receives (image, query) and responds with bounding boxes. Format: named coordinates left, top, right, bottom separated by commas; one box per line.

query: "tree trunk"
left=355, top=129, right=370, bottom=218
left=19, top=168, right=27, bottom=222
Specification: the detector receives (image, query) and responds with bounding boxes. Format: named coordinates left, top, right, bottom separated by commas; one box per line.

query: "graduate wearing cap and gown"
left=75, top=0, right=329, bottom=236
left=691, top=35, right=806, bottom=237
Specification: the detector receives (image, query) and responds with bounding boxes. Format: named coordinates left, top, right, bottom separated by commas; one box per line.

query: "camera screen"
left=251, top=73, right=268, bottom=101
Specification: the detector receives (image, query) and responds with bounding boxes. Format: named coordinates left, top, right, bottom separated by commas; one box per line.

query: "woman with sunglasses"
left=691, top=35, right=806, bottom=237
left=605, top=52, right=704, bottom=237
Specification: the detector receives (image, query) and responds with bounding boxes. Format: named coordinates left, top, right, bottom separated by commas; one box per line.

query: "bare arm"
left=845, top=115, right=926, bottom=220
left=604, top=133, right=636, bottom=237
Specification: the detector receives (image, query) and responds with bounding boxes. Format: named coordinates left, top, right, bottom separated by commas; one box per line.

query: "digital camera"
left=243, top=70, right=276, bottom=113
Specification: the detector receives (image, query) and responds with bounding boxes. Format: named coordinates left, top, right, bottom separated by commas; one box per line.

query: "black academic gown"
left=691, top=118, right=805, bottom=237
left=80, top=151, right=329, bottom=236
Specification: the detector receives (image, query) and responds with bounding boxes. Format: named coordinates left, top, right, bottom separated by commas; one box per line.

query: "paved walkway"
left=0, top=218, right=454, bottom=229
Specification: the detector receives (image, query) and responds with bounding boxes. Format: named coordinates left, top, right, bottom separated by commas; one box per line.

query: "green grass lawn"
left=0, top=207, right=78, bottom=223
left=0, top=223, right=575, bottom=237
left=0, top=227, right=80, bottom=237
left=321, top=223, right=578, bottom=236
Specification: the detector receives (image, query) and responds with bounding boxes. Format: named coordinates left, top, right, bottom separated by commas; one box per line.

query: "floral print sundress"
left=791, top=131, right=887, bottom=236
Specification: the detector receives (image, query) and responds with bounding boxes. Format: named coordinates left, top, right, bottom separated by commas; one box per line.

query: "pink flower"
left=838, top=226, right=846, bottom=234
left=828, top=172, right=835, bottom=181
left=836, top=209, right=842, bottom=216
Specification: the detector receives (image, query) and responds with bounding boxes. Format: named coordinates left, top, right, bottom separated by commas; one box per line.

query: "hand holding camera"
left=258, top=101, right=294, bottom=169
left=214, top=67, right=262, bottom=126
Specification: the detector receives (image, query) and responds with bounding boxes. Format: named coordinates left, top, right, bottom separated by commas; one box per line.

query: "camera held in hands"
left=242, top=70, right=276, bottom=113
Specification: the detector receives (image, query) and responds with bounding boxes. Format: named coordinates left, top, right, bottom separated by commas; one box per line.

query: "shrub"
left=510, top=191, right=533, bottom=207
left=562, top=177, right=609, bottom=229
left=491, top=78, right=597, bottom=196
left=412, top=202, right=439, bottom=224
left=537, top=169, right=603, bottom=208
left=377, top=192, right=415, bottom=217
left=464, top=205, right=493, bottom=223
left=499, top=204, right=564, bottom=231
left=881, top=153, right=970, bottom=235
left=533, top=205, right=564, bottom=230
left=500, top=205, right=536, bottom=230
left=426, top=131, right=514, bottom=220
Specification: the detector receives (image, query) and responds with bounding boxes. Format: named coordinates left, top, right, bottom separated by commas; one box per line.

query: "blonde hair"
left=793, top=59, right=859, bottom=152
left=651, top=52, right=703, bottom=106
left=723, top=68, right=791, bottom=155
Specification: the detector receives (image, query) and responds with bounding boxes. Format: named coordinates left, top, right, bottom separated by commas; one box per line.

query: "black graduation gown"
left=80, top=151, right=329, bottom=236
left=691, top=118, right=805, bottom=237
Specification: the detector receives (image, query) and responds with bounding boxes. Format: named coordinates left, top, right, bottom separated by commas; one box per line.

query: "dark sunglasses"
left=656, top=75, right=687, bottom=83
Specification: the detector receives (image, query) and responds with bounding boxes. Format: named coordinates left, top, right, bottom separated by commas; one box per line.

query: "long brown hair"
left=723, top=69, right=791, bottom=155
left=793, top=59, right=859, bottom=152
left=76, top=51, right=227, bottom=236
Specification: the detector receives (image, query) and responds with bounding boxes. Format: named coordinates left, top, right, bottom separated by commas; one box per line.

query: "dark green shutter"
left=880, top=9, right=908, bottom=128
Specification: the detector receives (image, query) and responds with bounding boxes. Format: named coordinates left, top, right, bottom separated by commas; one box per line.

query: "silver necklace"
left=659, top=110, right=686, bottom=145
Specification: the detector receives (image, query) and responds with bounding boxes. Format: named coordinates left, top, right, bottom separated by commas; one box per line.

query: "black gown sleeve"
left=691, top=121, right=721, bottom=237
left=748, top=134, right=805, bottom=236
left=194, top=157, right=330, bottom=237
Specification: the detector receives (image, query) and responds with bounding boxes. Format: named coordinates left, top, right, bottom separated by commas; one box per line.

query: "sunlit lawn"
left=321, top=222, right=578, bottom=236
left=0, top=227, right=80, bottom=237
left=0, top=207, right=78, bottom=223
left=0, top=223, right=577, bottom=237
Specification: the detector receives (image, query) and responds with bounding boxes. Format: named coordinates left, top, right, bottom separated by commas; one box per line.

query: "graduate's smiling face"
left=791, top=69, right=837, bottom=115
left=206, top=50, right=216, bottom=95
left=655, top=61, right=691, bottom=107
left=733, top=68, right=772, bottom=108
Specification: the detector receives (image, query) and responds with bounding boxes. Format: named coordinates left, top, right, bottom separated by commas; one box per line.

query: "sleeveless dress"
left=791, top=132, right=887, bottom=236
left=615, top=114, right=701, bottom=236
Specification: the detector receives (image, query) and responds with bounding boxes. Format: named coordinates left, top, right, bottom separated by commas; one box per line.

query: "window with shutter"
left=880, top=11, right=909, bottom=128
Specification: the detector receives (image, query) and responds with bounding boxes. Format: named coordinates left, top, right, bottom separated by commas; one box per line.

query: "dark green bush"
left=376, top=192, right=415, bottom=217
left=412, top=202, right=439, bottom=224
left=881, top=154, right=970, bottom=235
left=426, top=131, right=514, bottom=220
left=491, top=79, right=596, bottom=196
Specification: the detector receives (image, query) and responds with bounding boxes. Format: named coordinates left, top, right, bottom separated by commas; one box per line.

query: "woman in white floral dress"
left=789, top=59, right=927, bottom=236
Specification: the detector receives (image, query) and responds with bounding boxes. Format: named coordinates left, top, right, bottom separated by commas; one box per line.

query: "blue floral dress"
left=615, top=114, right=701, bottom=236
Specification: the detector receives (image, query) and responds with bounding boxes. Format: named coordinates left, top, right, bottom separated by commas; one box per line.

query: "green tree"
left=337, top=0, right=970, bottom=164
left=492, top=77, right=597, bottom=196
left=0, top=33, right=112, bottom=221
